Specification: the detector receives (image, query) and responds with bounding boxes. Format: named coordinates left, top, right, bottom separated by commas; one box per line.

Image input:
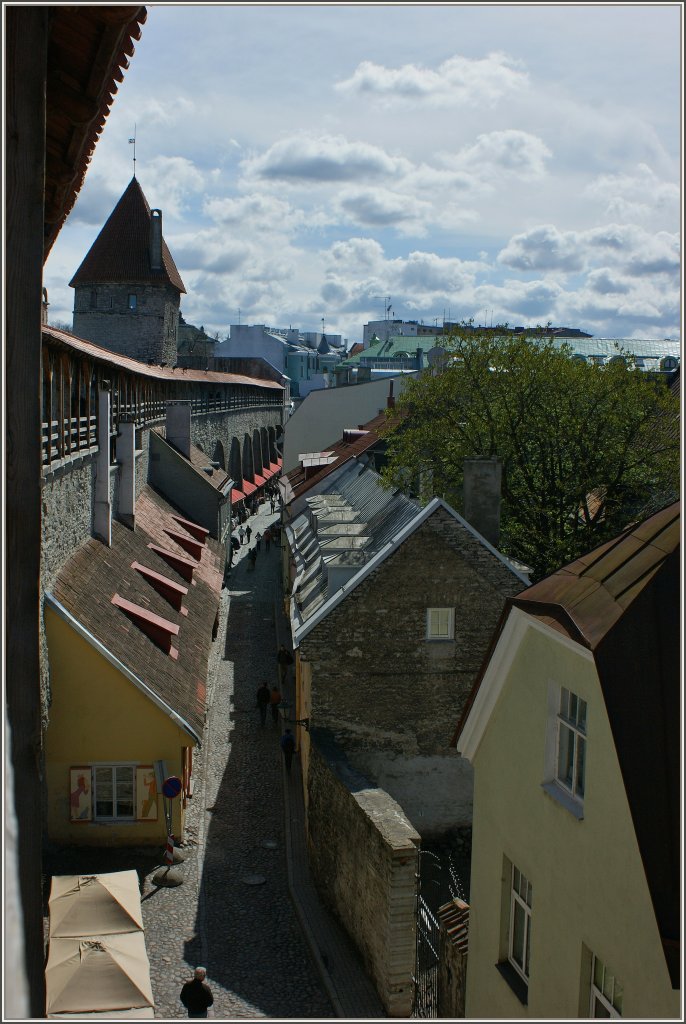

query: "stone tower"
left=70, top=177, right=186, bottom=364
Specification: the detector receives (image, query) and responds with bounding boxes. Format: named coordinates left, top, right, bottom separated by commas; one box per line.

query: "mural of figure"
left=69, top=772, right=91, bottom=820
left=138, top=769, right=158, bottom=820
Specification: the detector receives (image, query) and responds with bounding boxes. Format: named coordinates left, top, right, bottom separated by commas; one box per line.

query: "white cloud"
left=241, top=134, right=411, bottom=183
left=137, top=156, right=207, bottom=219
left=337, top=187, right=433, bottom=233
left=583, top=163, right=679, bottom=222
left=335, top=52, right=528, bottom=108
left=453, top=130, right=552, bottom=181
left=498, top=225, right=584, bottom=272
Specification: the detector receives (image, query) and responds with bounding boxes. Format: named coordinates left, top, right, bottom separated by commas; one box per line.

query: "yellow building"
left=44, top=486, right=222, bottom=845
left=454, top=502, right=681, bottom=1018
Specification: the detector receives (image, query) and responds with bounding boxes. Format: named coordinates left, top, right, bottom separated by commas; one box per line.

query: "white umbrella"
left=45, top=933, right=154, bottom=1016
left=48, top=872, right=144, bottom=937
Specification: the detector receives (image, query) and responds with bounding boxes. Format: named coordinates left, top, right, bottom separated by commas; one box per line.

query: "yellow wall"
left=465, top=620, right=680, bottom=1019
left=45, top=606, right=196, bottom=845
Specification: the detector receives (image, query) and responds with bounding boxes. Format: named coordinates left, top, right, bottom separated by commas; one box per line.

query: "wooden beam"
left=5, top=7, right=49, bottom=1017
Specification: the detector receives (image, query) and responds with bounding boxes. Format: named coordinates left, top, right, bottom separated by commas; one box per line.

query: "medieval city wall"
left=307, top=734, right=419, bottom=1017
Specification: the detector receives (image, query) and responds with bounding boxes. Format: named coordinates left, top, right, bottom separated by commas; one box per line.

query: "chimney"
left=116, top=416, right=137, bottom=528
left=94, top=384, right=112, bottom=545
left=387, top=380, right=395, bottom=409
left=42, top=287, right=49, bottom=325
left=166, top=400, right=191, bottom=458
left=463, top=457, right=502, bottom=548
left=150, top=209, right=163, bottom=271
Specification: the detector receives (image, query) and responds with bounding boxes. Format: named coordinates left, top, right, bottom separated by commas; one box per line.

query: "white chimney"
left=166, top=401, right=191, bottom=458
left=94, top=385, right=112, bottom=545
left=117, top=416, right=136, bottom=527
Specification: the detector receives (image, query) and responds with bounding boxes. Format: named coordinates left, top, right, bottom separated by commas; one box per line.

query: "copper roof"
left=44, top=7, right=148, bottom=259
left=49, top=486, right=222, bottom=741
left=43, top=325, right=283, bottom=390
left=69, top=176, right=186, bottom=292
left=510, top=500, right=680, bottom=649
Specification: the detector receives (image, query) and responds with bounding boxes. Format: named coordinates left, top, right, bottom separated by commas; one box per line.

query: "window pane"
left=594, top=958, right=605, bottom=991
left=511, top=900, right=525, bottom=969
left=95, top=767, right=113, bottom=817
left=613, top=983, right=623, bottom=1013
left=560, top=687, right=570, bottom=717
left=603, top=970, right=615, bottom=1002
left=578, top=698, right=587, bottom=731
left=115, top=767, right=134, bottom=817
left=593, top=997, right=612, bottom=1018
left=569, top=691, right=578, bottom=722
left=524, top=914, right=531, bottom=976
left=558, top=723, right=574, bottom=788
left=576, top=737, right=586, bottom=797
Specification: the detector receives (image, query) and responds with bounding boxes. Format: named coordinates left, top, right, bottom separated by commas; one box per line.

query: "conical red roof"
left=69, top=177, right=186, bottom=293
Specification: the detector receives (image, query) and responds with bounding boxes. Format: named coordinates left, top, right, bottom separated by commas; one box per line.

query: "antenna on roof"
left=128, top=124, right=137, bottom=176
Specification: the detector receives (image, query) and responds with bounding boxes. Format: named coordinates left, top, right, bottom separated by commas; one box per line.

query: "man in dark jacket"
left=256, top=681, right=270, bottom=726
left=180, top=966, right=213, bottom=1018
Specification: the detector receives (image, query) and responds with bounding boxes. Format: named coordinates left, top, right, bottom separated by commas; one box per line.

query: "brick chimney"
left=463, top=458, right=502, bottom=547
left=150, top=209, right=163, bottom=271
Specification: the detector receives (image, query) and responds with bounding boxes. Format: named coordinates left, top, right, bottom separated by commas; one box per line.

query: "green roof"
left=341, top=334, right=443, bottom=366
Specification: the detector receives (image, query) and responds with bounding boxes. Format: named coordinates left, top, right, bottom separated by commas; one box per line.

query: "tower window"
left=128, top=294, right=137, bottom=311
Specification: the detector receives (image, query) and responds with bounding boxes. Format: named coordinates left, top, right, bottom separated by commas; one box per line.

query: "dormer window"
left=542, top=682, right=587, bottom=818
left=128, top=293, right=137, bottom=311
left=426, top=607, right=455, bottom=641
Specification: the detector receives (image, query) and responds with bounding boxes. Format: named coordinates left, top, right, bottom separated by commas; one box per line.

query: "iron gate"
left=412, top=846, right=469, bottom=1017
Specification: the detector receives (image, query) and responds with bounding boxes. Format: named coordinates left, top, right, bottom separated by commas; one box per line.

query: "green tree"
left=381, top=328, right=679, bottom=579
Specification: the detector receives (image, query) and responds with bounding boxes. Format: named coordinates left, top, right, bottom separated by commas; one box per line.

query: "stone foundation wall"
left=307, top=733, right=419, bottom=1017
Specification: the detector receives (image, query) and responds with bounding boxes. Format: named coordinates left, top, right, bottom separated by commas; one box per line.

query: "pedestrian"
left=280, top=728, right=296, bottom=773
left=264, top=528, right=271, bottom=553
left=256, top=681, right=270, bottom=726
left=255, top=531, right=262, bottom=552
left=180, top=966, right=213, bottom=1019
left=277, top=644, right=294, bottom=685
left=269, top=684, right=282, bottom=724
left=245, top=524, right=252, bottom=544
left=270, top=496, right=276, bottom=514
left=248, top=547, right=257, bottom=571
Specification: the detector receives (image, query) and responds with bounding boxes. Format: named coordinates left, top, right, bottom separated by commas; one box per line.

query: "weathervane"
left=128, top=125, right=137, bottom=175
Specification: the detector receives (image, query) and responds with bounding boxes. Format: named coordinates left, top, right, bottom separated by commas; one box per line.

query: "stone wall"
left=437, top=898, right=469, bottom=1018
left=307, top=732, right=419, bottom=1017
left=73, top=281, right=179, bottom=365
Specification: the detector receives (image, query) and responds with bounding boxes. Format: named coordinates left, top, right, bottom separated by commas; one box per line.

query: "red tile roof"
left=50, top=487, right=223, bottom=740
left=43, top=326, right=283, bottom=390
left=69, top=176, right=186, bottom=292
left=281, top=411, right=392, bottom=503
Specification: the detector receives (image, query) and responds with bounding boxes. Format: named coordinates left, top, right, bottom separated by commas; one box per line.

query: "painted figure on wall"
left=137, top=767, right=158, bottom=820
left=69, top=769, right=92, bottom=821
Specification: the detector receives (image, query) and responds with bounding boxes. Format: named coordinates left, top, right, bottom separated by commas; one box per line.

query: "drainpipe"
left=117, top=415, right=136, bottom=528
left=94, top=384, right=112, bottom=545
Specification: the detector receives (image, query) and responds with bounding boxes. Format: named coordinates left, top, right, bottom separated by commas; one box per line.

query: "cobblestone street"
left=43, top=500, right=334, bottom=1020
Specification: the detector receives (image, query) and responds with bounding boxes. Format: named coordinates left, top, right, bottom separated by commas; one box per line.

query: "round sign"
left=162, top=776, right=182, bottom=799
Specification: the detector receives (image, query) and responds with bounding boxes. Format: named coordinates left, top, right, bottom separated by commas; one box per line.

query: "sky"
left=43, top=2, right=682, bottom=346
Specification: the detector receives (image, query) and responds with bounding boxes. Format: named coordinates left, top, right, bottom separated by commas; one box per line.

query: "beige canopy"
left=48, top=872, right=144, bottom=938
left=45, top=933, right=154, bottom=1017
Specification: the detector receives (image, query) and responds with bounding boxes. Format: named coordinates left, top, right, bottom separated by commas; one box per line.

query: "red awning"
left=231, top=488, right=245, bottom=504
left=253, top=473, right=267, bottom=487
left=242, top=479, right=257, bottom=496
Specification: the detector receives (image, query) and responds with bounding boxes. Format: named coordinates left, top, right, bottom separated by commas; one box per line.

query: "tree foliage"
left=380, top=329, right=680, bottom=579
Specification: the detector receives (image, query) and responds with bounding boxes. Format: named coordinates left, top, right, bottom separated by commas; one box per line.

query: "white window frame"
left=426, top=607, right=455, bottom=641
left=92, top=762, right=136, bottom=821
left=508, top=864, right=532, bottom=984
left=556, top=686, right=587, bottom=800
left=590, top=954, right=622, bottom=1017
left=542, top=681, right=587, bottom=819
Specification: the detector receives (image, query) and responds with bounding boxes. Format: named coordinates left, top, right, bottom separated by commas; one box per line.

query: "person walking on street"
left=269, top=684, right=282, bottom=724
left=256, top=681, right=270, bottom=726
left=238, top=525, right=245, bottom=545
left=281, top=728, right=296, bottom=773
left=245, top=524, right=252, bottom=544
left=248, top=547, right=257, bottom=571
left=277, top=644, right=294, bottom=685
left=264, top=527, right=271, bottom=553
left=180, top=966, right=214, bottom=1019
left=255, top=531, right=262, bottom=552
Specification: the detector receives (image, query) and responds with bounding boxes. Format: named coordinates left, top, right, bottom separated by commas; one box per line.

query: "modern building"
left=453, top=502, right=680, bottom=1018
left=218, top=324, right=345, bottom=399
left=70, top=176, right=186, bottom=366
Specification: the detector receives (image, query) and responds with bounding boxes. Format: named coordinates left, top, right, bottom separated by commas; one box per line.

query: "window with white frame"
left=557, top=687, right=587, bottom=800
left=93, top=764, right=135, bottom=820
left=590, top=955, right=623, bottom=1017
left=426, top=607, right=454, bottom=640
left=509, top=865, right=532, bottom=984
